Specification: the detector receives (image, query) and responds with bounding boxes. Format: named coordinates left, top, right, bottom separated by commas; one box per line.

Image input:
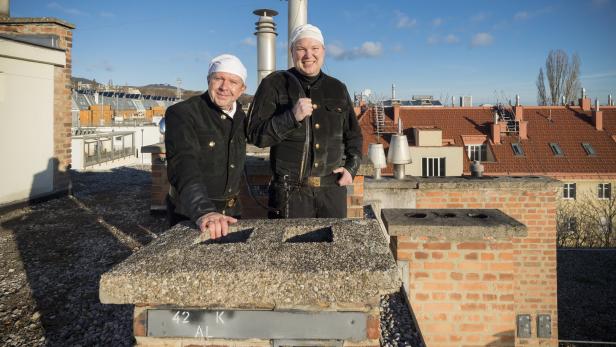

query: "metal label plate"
left=146, top=309, right=367, bottom=340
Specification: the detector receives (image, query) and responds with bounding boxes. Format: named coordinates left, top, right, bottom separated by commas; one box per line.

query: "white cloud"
left=471, top=12, right=489, bottom=22
left=241, top=37, right=256, bottom=47
left=326, top=41, right=383, bottom=60
left=445, top=34, right=460, bottom=44
left=471, top=32, right=494, bottom=47
left=432, top=18, right=444, bottom=27
left=99, top=11, right=115, bottom=18
left=47, top=2, right=86, bottom=16
left=592, top=0, right=610, bottom=7
left=394, top=10, right=417, bottom=28
left=580, top=70, right=616, bottom=79
left=513, top=7, right=554, bottom=21
left=514, top=11, right=530, bottom=20
left=427, top=34, right=459, bottom=45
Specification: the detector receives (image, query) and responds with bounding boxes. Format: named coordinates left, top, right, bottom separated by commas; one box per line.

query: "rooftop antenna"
left=515, top=94, right=520, bottom=107
left=609, top=94, right=613, bottom=106
left=391, top=83, right=396, bottom=100
left=581, top=87, right=586, bottom=99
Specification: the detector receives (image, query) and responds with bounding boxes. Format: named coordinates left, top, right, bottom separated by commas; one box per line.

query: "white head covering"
left=290, top=24, right=324, bottom=47
left=208, top=54, right=247, bottom=84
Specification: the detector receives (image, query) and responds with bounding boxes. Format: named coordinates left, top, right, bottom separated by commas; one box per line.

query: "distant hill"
left=71, top=77, right=252, bottom=104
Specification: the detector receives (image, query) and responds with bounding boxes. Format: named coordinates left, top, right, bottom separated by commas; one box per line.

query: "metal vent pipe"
left=288, top=0, right=308, bottom=68
left=253, top=9, right=278, bottom=86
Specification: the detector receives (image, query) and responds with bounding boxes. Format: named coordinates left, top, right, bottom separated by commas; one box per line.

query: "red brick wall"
left=392, top=182, right=559, bottom=346
left=0, top=18, right=74, bottom=194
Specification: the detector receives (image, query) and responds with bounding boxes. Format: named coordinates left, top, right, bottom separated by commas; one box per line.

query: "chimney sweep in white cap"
left=247, top=23, right=364, bottom=219
left=208, top=54, right=247, bottom=84
left=290, top=24, right=324, bottom=47
left=164, top=53, right=248, bottom=240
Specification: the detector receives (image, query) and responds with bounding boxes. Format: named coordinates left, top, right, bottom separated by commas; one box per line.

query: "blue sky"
left=13, top=0, right=616, bottom=105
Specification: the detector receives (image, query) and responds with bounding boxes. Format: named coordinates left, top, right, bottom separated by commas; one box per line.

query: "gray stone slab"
left=100, top=219, right=400, bottom=309
left=146, top=309, right=367, bottom=339
left=382, top=208, right=527, bottom=240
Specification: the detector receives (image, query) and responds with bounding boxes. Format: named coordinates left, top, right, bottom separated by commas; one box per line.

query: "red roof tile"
left=360, top=105, right=616, bottom=177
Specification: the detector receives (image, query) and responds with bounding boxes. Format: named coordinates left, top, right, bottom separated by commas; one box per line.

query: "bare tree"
left=536, top=68, right=547, bottom=106
left=536, top=50, right=581, bottom=106
left=557, top=191, right=616, bottom=248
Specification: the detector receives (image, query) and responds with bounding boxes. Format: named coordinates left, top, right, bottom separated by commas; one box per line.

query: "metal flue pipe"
left=288, top=0, right=308, bottom=68
left=368, top=143, right=386, bottom=180
left=254, top=9, right=278, bottom=86
left=387, top=118, right=411, bottom=180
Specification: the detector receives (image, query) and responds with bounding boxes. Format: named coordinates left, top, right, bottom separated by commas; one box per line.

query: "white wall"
left=0, top=56, right=55, bottom=204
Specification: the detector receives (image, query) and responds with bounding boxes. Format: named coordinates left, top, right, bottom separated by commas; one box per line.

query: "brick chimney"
left=393, top=102, right=400, bottom=126
left=593, top=99, right=603, bottom=131
left=579, top=88, right=591, bottom=111
left=519, top=120, right=528, bottom=140
left=490, top=123, right=501, bottom=144
left=514, top=105, right=524, bottom=121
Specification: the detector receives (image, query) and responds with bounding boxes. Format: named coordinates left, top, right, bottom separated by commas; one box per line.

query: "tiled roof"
left=360, top=105, right=616, bottom=177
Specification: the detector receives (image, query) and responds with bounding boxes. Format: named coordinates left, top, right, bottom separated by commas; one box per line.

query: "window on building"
left=466, top=144, right=487, bottom=162
left=422, top=157, right=446, bottom=177
left=511, top=143, right=524, bottom=156
left=549, top=143, right=564, bottom=156
left=563, top=183, right=576, bottom=199
left=582, top=143, right=596, bottom=156
left=598, top=183, right=612, bottom=200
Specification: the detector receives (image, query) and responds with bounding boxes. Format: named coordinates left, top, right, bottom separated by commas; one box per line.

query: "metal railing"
left=81, top=131, right=136, bottom=167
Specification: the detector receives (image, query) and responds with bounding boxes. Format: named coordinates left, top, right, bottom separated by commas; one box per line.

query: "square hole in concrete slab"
left=283, top=226, right=333, bottom=243
left=201, top=228, right=254, bottom=244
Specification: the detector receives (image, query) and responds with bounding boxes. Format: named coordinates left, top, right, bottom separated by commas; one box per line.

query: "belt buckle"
left=306, top=176, right=321, bottom=187
left=227, top=197, right=236, bottom=207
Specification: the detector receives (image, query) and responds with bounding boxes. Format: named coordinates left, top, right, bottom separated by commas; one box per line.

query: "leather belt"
left=303, top=174, right=339, bottom=187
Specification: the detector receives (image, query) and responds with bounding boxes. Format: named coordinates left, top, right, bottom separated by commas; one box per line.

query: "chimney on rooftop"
left=391, top=83, right=396, bottom=100
left=393, top=102, right=400, bottom=126
left=609, top=94, right=613, bottom=106
left=514, top=95, right=524, bottom=121
left=287, top=0, right=308, bottom=68
left=0, top=0, right=8, bottom=17
left=579, top=88, right=591, bottom=111
left=253, top=9, right=278, bottom=86
left=593, top=98, right=603, bottom=131
left=490, top=110, right=501, bottom=145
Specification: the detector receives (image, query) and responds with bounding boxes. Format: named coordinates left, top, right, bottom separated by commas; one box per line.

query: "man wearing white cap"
left=165, top=54, right=247, bottom=239
left=247, top=24, right=363, bottom=218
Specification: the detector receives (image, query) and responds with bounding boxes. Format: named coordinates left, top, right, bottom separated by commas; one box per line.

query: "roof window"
left=549, top=143, right=564, bottom=156
left=582, top=143, right=596, bottom=156
left=512, top=143, right=524, bottom=156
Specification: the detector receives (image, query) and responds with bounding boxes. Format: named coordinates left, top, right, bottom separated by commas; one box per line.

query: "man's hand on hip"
left=196, top=212, right=238, bottom=239
left=293, top=98, right=315, bottom=122
left=333, top=167, right=353, bottom=186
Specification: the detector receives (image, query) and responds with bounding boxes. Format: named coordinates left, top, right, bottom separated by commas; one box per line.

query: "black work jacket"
left=165, top=92, right=246, bottom=221
left=247, top=68, right=363, bottom=180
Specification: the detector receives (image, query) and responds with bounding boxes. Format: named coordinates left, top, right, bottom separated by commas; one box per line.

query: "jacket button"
left=230, top=164, right=235, bottom=168
left=315, top=143, right=320, bottom=149
left=314, top=162, right=319, bottom=167
left=336, top=107, right=342, bottom=112
left=228, top=188, right=232, bottom=193
left=315, top=123, right=320, bottom=129
left=221, top=115, right=226, bottom=119
left=209, top=141, right=215, bottom=147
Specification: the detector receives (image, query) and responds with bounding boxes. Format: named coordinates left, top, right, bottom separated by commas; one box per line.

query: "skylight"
left=512, top=143, right=524, bottom=156
left=549, top=143, right=564, bottom=156
left=582, top=143, right=596, bottom=155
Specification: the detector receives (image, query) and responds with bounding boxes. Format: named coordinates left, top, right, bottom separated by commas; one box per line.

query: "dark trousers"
left=268, top=182, right=347, bottom=219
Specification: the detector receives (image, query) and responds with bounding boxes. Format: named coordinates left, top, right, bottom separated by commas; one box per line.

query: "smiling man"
left=247, top=24, right=363, bottom=218
left=165, top=54, right=247, bottom=239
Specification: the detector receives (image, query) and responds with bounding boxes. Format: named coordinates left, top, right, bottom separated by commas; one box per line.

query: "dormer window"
left=549, top=143, right=564, bottom=156
left=466, top=144, right=487, bottom=161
